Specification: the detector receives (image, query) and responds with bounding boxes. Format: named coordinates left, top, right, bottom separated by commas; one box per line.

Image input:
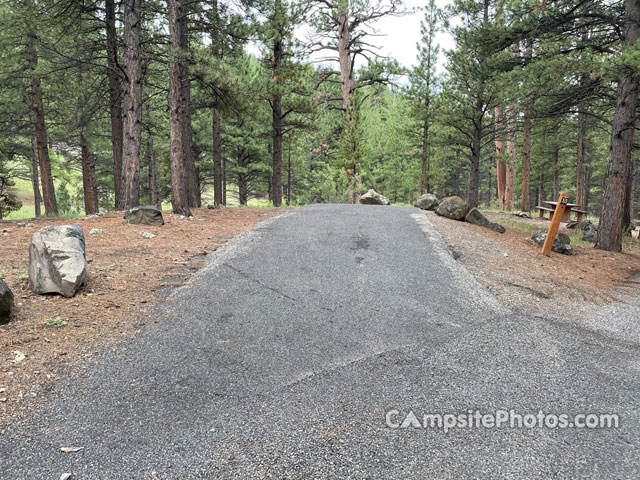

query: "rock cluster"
left=124, top=205, right=164, bottom=226
left=425, top=194, right=506, bottom=234
left=567, top=220, right=598, bottom=243
left=465, top=208, right=506, bottom=233
left=29, top=225, right=87, bottom=297
left=359, top=189, right=390, bottom=206
left=414, top=193, right=440, bottom=211
left=531, top=230, right=573, bottom=255
left=435, top=196, right=469, bottom=221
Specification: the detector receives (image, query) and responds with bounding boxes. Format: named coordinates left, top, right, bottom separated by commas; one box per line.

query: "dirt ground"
left=426, top=210, right=640, bottom=319
left=0, top=207, right=285, bottom=429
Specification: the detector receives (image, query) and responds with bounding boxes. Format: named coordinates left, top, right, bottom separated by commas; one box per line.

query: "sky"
left=370, top=0, right=454, bottom=71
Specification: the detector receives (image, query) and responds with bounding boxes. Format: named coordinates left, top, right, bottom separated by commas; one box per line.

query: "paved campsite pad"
left=1, top=205, right=639, bottom=479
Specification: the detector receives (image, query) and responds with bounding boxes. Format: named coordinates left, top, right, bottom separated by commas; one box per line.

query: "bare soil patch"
left=425, top=210, right=640, bottom=318
left=0, top=207, right=285, bottom=428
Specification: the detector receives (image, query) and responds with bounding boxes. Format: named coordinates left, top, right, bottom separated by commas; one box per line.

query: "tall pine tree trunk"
left=495, top=105, right=506, bottom=210
left=122, top=0, right=142, bottom=210
left=168, top=0, right=191, bottom=216
left=25, top=29, right=57, bottom=216
left=421, top=114, right=430, bottom=195
left=337, top=9, right=358, bottom=203
left=179, top=10, right=198, bottom=208
left=552, top=146, right=560, bottom=200
left=467, top=102, right=482, bottom=208
left=596, top=0, right=640, bottom=251
left=521, top=112, right=531, bottom=212
left=213, top=114, right=223, bottom=205
left=80, top=133, right=99, bottom=214
left=29, top=122, right=42, bottom=217
left=210, top=0, right=223, bottom=206
left=106, top=0, right=124, bottom=209
left=222, top=156, right=227, bottom=206
left=506, top=105, right=517, bottom=211
left=144, top=101, right=160, bottom=208
left=270, top=0, right=284, bottom=207
left=576, top=108, right=586, bottom=208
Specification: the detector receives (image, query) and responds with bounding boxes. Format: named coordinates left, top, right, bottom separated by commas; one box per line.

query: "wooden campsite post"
left=541, top=192, right=570, bottom=257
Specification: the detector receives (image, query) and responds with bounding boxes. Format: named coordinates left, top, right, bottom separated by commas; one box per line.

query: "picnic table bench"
left=536, top=201, right=587, bottom=222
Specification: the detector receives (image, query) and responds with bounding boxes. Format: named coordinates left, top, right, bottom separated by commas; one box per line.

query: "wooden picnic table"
left=536, top=201, right=587, bottom=222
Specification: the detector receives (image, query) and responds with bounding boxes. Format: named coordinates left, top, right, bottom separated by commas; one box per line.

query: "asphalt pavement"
left=1, top=204, right=638, bottom=479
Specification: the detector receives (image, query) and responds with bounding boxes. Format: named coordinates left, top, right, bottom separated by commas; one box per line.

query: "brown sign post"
left=541, top=192, right=570, bottom=257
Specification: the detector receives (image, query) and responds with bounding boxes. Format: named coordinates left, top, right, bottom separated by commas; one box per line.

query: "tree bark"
left=210, top=0, right=223, bottom=207
left=494, top=105, right=506, bottom=210
left=521, top=112, right=531, bottom=212
left=80, top=133, right=99, bottom=214
left=552, top=146, right=560, bottom=200
left=25, top=29, right=57, bottom=216
left=576, top=108, right=586, bottom=208
left=29, top=123, right=42, bottom=217
left=506, top=105, right=517, bottom=211
left=237, top=145, right=248, bottom=205
left=222, top=155, right=227, bottom=206
left=168, top=0, right=191, bottom=216
left=145, top=103, right=160, bottom=208
left=337, top=9, right=358, bottom=203
left=596, top=0, right=640, bottom=251
left=121, top=0, right=142, bottom=210
left=624, top=155, right=637, bottom=226
left=270, top=0, right=284, bottom=207
left=467, top=100, right=483, bottom=208
left=106, top=0, right=124, bottom=209
left=421, top=114, right=430, bottom=195
left=287, top=140, right=292, bottom=205
left=179, top=9, right=198, bottom=208
left=213, top=114, right=223, bottom=205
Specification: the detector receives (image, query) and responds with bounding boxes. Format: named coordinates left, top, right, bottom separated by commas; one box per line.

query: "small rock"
left=531, top=230, right=573, bottom=255
left=464, top=208, right=506, bottom=233
left=124, top=205, right=164, bottom=226
left=0, top=279, right=13, bottom=325
left=435, top=196, right=469, bottom=221
left=60, top=474, right=73, bottom=480
left=414, top=193, right=440, bottom=211
left=138, top=232, right=156, bottom=239
left=89, top=228, right=104, bottom=235
left=359, top=189, right=390, bottom=206
left=12, top=351, right=26, bottom=364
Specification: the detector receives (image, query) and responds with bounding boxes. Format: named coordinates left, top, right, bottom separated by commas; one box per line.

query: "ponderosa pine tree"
left=407, top=0, right=442, bottom=195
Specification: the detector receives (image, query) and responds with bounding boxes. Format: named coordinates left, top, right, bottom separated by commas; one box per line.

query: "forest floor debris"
left=426, top=210, right=640, bottom=319
left=0, top=207, right=285, bottom=428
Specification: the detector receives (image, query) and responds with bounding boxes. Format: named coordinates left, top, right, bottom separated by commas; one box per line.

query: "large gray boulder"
left=0, top=278, right=13, bottom=324
left=414, top=193, right=440, bottom=211
left=359, top=189, right=390, bottom=206
left=124, top=205, right=164, bottom=226
left=465, top=208, right=506, bottom=233
left=531, top=230, right=573, bottom=255
left=29, top=225, right=87, bottom=298
left=435, top=196, right=469, bottom=221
